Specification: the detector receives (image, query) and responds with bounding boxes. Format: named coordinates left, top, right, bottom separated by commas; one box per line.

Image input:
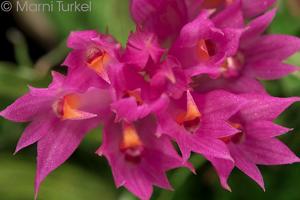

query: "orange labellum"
left=176, top=91, right=202, bottom=132
left=185, top=91, right=201, bottom=121
left=53, top=94, right=96, bottom=120
left=120, top=123, right=143, bottom=150
left=87, top=51, right=111, bottom=83
left=62, top=94, right=82, bottom=120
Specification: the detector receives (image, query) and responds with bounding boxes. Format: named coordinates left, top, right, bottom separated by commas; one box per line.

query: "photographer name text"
left=9, top=0, right=92, bottom=13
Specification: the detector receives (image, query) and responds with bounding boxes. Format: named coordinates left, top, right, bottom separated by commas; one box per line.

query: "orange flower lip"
left=120, top=123, right=144, bottom=163
left=120, top=123, right=143, bottom=150
left=176, top=91, right=202, bottom=133
left=87, top=49, right=111, bottom=83
left=53, top=94, right=97, bottom=120
left=185, top=91, right=202, bottom=121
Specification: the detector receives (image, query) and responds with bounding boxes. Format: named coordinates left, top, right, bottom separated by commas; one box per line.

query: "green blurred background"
left=0, top=0, right=300, bottom=199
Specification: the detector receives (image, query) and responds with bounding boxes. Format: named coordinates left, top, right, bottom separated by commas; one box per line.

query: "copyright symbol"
left=1, top=1, right=12, bottom=12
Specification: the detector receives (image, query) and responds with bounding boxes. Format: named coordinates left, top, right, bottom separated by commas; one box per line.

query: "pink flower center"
left=119, top=123, right=144, bottom=163
left=86, top=48, right=111, bottom=83
left=176, top=91, right=201, bottom=133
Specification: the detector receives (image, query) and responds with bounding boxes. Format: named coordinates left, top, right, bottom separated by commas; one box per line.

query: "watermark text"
left=1, top=0, right=92, bottom=13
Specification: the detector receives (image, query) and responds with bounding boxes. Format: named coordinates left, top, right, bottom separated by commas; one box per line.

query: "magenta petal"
left=105, top=156, right=154, bottom=200
left=220, top=76, right=267, bottom=94
left=241, top=138, right=300, bottom=165
left=229, top=145, right=265, bottom=190
left=64, top=30, right=121, bottom=89
left=112, top=95, right=169, bottom=122
left=176, top=12, right=218, bottom=46
left=111, top=97, right=146, bottom=121
left=99, top=117, right=187, bottom=200
left=173, top=132, right=193, bottom=160
left=193, top=76, right=267, bottom=94
left=239, top=94, right=300, bottom=121
left=242, top=0, right=276, bottom=18
left=122, top=29, right=165, bottom=67
left=221, top=28, right=244, bottom=57
left=245, top=120, right=291, bottom=139
left=121, top=168, right=154, bottom=200
left=67, top=30, right=99, bottom=49
left=191, top=135, right=233, bottom=161
left=157, top=112, right=233, bottom=161
left=241, top=9, right=276, bottom=47
left=245, top=60, right=298, bottom=80
left=185, top=64, right=220, bottom=77
left=157, top=115, right=191, bottom=160
left=67, top=63, right=109, bottom=90
left=34, top=119, right=99, bottom=197
left=15, top=116, right=57, bottom=154
left=245, top=35, right=300, bottom=62
left=141, top=149, right=176, bottom=189
left=171, top=11, right=216, bottom=47
left=173, top=131, right=233, bottom=162
left=197, top=120, right=239, bottom=138
left=130, top=0, right=188, bottom=43
left=212, top=1, right=244, bottom=29
left=150, top=56, right=189, bottom=99
left=169, top=11, right=243, bottom=72
left=49, top=71, right=66, bottom=88
left=207, top=157, right=234, bottom=191
left=0, top=71, right=69, bottom=122
left=0, top=92, right=54, bottom=122
left=62, top=48, right=85, bottom=70
left=195, top=90, right=247, bottom=120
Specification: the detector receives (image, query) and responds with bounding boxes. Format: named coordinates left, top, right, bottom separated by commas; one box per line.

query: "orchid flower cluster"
left=1, top=0, right=300, bottom=199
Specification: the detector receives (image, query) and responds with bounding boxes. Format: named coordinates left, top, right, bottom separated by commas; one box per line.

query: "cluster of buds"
left=1, top=0, right=300, bottom=199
